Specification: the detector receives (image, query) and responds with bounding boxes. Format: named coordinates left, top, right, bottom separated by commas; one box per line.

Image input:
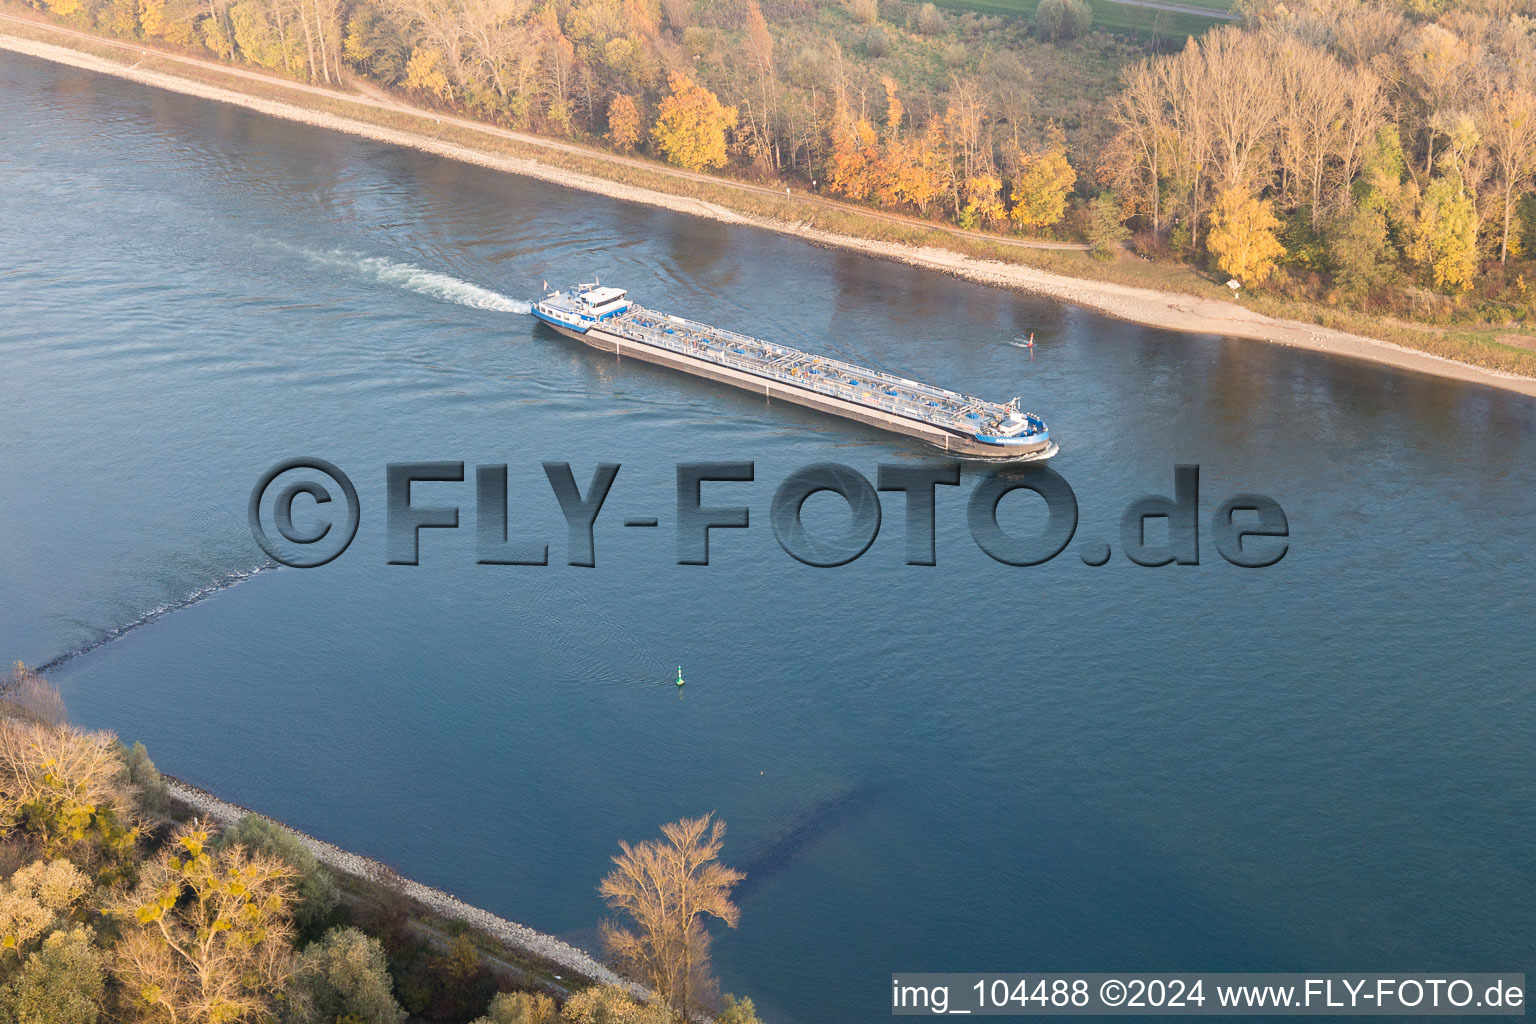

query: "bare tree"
left=1479, top=83, right=1536, bottom=262
left=744, top=2, right=779, bottom=169
left=1202, top=27, right=1285, bottom=197
left=1335, top=65, right=1385, bottom=208
left=599, top=813, right=744, bottom=1015
left=458, top=0, right=531, bottom=102
left=1104, top=59, right=1168, bottom=234
left=1278, top=37, right=1348, bottom=226
left=1400, top=24, right=1474, bottom=175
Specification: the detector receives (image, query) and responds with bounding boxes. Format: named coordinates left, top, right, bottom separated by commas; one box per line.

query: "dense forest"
left=20, top=0, right=1536, bottom=323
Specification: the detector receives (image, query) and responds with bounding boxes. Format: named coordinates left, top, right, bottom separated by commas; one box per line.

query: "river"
left=3, top=51, right=1534, bottom=1023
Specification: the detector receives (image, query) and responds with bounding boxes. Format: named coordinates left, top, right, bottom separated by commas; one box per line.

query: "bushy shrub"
left=398, top=934, right=495, bottom=1021
left=913, top=2, right=943, bottom=35
left=294, top=927, right=405, bottom=1024
left=122, top=742, right=168, bottom=815
left=845, top=0, right=878, bottom=25
left=1033, top=0, right=1091, bottom=41
left=718, top=994, right=764, bottom=1024
left=558, top=986, right=671, bottom=1024
left=470, top=990, right=556, bottom=1024
left=1087, top=192, right=1130, bottom=260
left=8, top=927, right=105, bottom=1024
left=0, top=666, right=64, bottom=729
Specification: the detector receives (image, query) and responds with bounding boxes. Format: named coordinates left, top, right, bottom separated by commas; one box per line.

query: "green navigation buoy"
left=676, top=666, right=685, bottom=687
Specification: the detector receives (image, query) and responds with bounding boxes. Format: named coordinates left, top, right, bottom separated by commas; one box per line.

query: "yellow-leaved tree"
left=598, top=813, right=744, bottom=1015
left=1410, top=178, right=1479, bottom=292
left=1206, top=188, right=1286, bottom=285
left=896, top=121, right=950, bottom=215
left=607, top=94, right=642, bottom=152
left=652, top=73, right=737, bottom=171
left=108, top=826, right=296, bottom=1024
left=828, top=97, right=881, bottom=202
left=1010, top=136, right=1077, bottom=230
left=137, top=0, right=198, bottom=45
left=404, top=47, right=452, bottom=101
left=960, top=174, right=1005, bottom=229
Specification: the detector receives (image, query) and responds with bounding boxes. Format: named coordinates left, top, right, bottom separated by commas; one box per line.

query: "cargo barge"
left=530, top=283, right=1056, bottom=460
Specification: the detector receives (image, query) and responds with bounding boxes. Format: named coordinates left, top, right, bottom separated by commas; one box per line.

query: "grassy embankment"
left=6, top=7, right=1536, bottom=379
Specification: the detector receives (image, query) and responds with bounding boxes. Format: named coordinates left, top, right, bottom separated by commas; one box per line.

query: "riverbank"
left=165, top=776, right=645, bottom=1000
left=5, top=17, right=1536, bottom=399
left=162, top=774, right=643, bottom=999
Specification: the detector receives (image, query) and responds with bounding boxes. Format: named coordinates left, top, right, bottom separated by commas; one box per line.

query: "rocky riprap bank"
left=164, top=776, right=644, bottom=998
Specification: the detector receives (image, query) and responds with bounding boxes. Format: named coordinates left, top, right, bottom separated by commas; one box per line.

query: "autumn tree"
left=598, top=814, right=744, bottom=1015
left=845, top=0, right=877, bottom=25
left=943, top=77, right=989, bottom=186
left=0, top=719, right=136, bottom=872
left=897, top=121, right=950, bottom=214
left=718, top=994, right=766, bottom=1024
left=607, top=94, right=642, bottom=151
left=455, top=0, right=534, bottom=110
left=0, top=665, right=64, bottom=729
left=652, top=72, right=738, bottom=171
left=1411, top=177, right=1478, bottom=291
left=217, top=814, right=338, bottom=940
left=960, top=174, right=1005, bottom=229
left=108, top=826, right=296, bottom=1024
left=1276, top=38, right=1348, bottom=226
left=828, top=97, right=881, bottom=201
left=1010, top=133, right=1077, bottom=230
left=138, top=0, right=199, bottom=45
left=1164, top=39, right=1215, bottom=246
left=1207, top=188, right=1285, bottom=284
left=404, top=47, right=452, bottom=100
left=1402, top=23, right=1473, bottom=176
left=1201, top=28, right=1285, bottom=198
left=124, top=742, right=168, bottom=816
left=913, top=2, right=942, bottom=34
left=538, top=5, right=576, bottom=132
left=340, top=7, right=409, bottom=83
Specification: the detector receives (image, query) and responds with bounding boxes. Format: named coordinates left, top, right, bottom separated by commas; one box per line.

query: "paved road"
left=0, top=11, right=1095, bottom=252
